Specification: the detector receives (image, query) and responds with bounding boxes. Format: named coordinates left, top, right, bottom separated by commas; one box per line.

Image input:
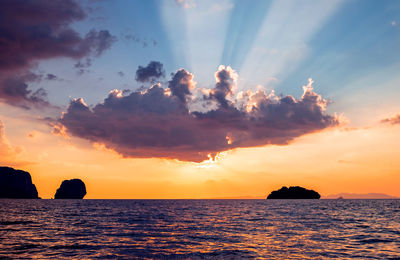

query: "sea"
left=0, top=199, right=399, bottom=259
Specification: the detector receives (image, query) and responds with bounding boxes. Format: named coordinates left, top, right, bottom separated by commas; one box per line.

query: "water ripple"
left=0, top=199, right=399, bottom=259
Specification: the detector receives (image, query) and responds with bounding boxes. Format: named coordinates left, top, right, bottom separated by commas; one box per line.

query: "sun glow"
left=195, top=152, right=228, bottom=169
left=1, top=0, right=400, bottom=201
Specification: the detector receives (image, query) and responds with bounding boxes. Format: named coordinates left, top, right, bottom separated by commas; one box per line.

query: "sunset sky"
left=1, top=0, right=400, bottom=199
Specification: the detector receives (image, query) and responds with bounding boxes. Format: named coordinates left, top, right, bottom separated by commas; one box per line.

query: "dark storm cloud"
left=135, top=61, right=165, bottom=83
left=59, top=66, right=341, bottom=162
left=381, top=114, right=400, bottom=125
left=0, top=0, right=116, bottom=108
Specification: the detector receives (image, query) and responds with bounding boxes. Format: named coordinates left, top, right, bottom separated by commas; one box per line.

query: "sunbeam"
left=221, top=0, right=271, bottom=70
left=239, top=0, right=345, bottom=90
left=179, top=0, right=234, bottom=85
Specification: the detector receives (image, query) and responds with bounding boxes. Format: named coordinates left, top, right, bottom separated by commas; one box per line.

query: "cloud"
left=121, top=33, right=157, bottom=48
left=208, top=65, right=238, bottom=108
left=74, top=58, right=92, bottom=75
left=135, top=61, right=165, bottom=83
left=0, top=74, right=49, bottom=109
left=59, top=65, right=341, bottom=162
left=0, top=120, right=32, bottom=167
left=0, top=120, right=22, bottom=160
left=0, top=0, right=116, bottom=108
left=381, top=114, right=400, bottom=125
left=0, top=121, right=14, bottom=157
left=168, top=69, right=196, bottom=103
left=84, top=30, right=116, bottom=57
left=46, top=74, right=58, bottom=80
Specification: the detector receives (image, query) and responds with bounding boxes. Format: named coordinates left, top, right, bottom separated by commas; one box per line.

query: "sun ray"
left=239, top=0, right=345, bottom=90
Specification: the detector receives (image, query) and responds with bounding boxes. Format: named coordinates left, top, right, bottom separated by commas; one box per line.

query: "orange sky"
left=1, top=107, right=399, bottom=199
left=1, top=0, right=400, bottom=200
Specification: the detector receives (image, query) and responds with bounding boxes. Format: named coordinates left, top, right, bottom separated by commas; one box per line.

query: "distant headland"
left=323, top=193, right=399, bottom=199
left=0, top=166, right=39, bottom=199
left=267, top=186, right=320, bottom=199
left=0, top=166, right=86, bottom=199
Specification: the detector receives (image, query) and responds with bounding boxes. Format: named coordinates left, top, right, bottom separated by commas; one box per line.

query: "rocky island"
left=267, top=186, right=320, bottom=199
left=0, top=166, right=39, bottom=199
left=54, top=179, right=86, bottom=199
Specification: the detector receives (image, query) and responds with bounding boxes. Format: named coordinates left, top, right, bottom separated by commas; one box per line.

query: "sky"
left=1, top=0, right=400, bottom=199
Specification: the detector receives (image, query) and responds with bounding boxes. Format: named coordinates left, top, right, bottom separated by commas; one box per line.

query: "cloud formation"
left=168, top=69, right=195, bottom=103
left=0, top=73, right=49, bottom=109
left=46, top=74, right=58, bottom=81
left=381, top=114, right=400, bottom=125
left=0, top=0, right=115, bottom=108
left=121, top=33, right=157, bottom=48
left=209, top=65, right=238, bottom=108
left=0, top=120, right=21, bottom=161
left=59, top=65, right=341, bottom=162
left=135, top=61, right=165, bottom=83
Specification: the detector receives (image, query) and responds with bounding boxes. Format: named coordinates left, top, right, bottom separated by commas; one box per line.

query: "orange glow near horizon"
left=1, top=111, right=400, bottom=199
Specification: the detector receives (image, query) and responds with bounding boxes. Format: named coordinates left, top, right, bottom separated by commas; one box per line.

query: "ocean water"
left=0, top=200, right=399, bottom=259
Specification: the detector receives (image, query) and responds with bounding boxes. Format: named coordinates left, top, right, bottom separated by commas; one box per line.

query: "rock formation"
left=54, top=179, right=86, bottom=199
left=0, top=166, right=39, bottom=198
left=267, top=186, right=320, bottom=199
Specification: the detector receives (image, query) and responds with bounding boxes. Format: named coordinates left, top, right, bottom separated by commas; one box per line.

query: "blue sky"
left=2, top=0, right=400, bottom=198
left=16, top=0, right=400, bottom=124
left=27, top=0, right=397, bottom=122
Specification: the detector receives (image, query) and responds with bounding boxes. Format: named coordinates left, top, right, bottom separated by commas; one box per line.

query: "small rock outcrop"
left=0, top=166, right=39, bottom=199
left=54, top=179, right=86, bottom=199
left=267, top=186, right=320, bottom=199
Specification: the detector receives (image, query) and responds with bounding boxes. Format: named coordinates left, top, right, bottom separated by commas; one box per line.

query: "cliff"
left=54, top=179, right=86, bottom=199
left=0, top=166, right=39, bottom=199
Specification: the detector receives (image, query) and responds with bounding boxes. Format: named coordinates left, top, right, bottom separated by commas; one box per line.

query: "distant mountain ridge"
left=323, top=193, right=399, bottom=199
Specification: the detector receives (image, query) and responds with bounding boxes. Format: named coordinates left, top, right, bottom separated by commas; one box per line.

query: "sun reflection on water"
left=1, top=199, right=399, bottom=259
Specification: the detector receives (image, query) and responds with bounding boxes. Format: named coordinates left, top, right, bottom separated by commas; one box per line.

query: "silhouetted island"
left=0, top=166, right=39, bottom=199
left=54, top=179, right=86, bottom=199
left=267, top=186, right=320, bottom=199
